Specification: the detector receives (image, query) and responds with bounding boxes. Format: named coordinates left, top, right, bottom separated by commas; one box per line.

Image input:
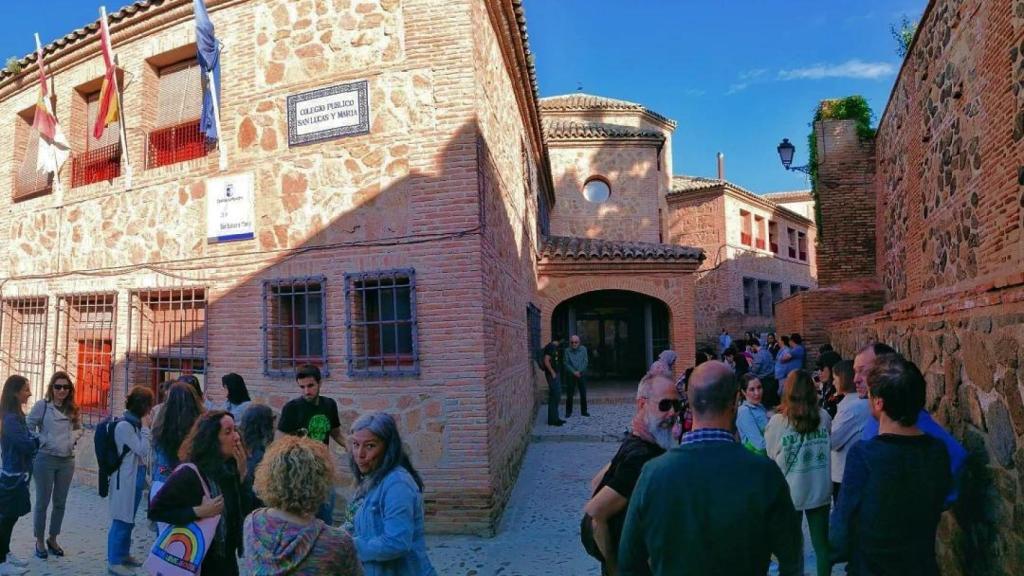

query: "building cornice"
left=484, top=0, right=555, bottom=207
left=668, top=182, right=815, bottom=228
left=0, top=0, right=251, bottom=101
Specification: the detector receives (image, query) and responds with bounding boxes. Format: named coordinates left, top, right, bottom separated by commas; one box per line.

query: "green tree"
left=890, top=15, right=918, bottom=58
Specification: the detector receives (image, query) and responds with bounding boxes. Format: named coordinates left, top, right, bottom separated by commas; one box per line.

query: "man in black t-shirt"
left=278, top=364, right=342, bottom=522
left=581, top=373, right=680, bottom=575
left=540, top=338, right=565, bottom=426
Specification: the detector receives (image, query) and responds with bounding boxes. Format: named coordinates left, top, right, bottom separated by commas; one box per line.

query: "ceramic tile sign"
left=287, top=80, right=370, bottom=147
left=206, top=172, right=255, bottom=243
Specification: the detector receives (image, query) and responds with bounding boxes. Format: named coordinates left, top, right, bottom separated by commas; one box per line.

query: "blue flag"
left=194, top=0, right=220, bottom=140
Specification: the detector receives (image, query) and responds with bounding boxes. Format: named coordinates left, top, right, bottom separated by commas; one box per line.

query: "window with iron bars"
left=0, top=297, right=48, bottom=398
left=54, top=293, right=116, bottom=426
left=13, top=109, right=53, bottom=201
left=263, top=277, right=327, bottom=377
left=345, top=269, right=418, bottom=377
left=527, top=303, right=541, bottom=364
left=71, top=90, right=121, bottom=188
left=126, top=288, right=207, bottom=398
left=147, top=58, right=210, bottom=169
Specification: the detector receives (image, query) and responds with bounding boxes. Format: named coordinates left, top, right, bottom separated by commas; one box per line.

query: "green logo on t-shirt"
left=307, top=414, right=331, bottom=443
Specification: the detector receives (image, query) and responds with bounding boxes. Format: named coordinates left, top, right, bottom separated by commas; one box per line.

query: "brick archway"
left=538, top=272, right=695, bottom=373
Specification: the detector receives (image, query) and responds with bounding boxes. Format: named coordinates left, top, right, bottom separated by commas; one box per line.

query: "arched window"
left=583, top=177, right=611, bottom=203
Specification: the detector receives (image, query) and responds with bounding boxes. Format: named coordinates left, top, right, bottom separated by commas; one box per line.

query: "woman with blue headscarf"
left=347, top=412, right=435, bottom=576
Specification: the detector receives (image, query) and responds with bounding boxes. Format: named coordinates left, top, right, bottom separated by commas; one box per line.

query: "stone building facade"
left=778, top=0, right=1024, bottom=572
left=536, top=94, right=702, bottom=381
left=0, top=0, right=552, bottom=535
left=667, top=177, right=817, bottom=350
left=537, top=93, right=815, bottom=370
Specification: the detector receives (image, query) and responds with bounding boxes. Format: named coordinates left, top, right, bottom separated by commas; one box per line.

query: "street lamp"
left=776, top=138, right=811, bottom=174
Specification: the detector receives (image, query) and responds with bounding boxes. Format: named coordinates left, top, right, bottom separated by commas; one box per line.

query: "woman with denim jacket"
left=347, top=412, right=435, bottom=576
left=0, top=374, right=40, bottom=575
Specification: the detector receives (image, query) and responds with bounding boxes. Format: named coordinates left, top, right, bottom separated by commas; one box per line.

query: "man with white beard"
left=618, top=361, right=803, bottom=576
left=581, top=373, right=680, bottom=576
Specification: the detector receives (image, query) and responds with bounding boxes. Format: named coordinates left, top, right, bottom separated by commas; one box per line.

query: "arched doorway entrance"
left=551, top=290, right=670, bottom=382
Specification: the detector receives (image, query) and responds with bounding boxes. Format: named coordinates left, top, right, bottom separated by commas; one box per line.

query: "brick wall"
left=774, top=280, right=885, bottom=365
left=0, top=0, right=542, bottom=535
left=814, top=118, right=878, bottom=287
left=547, top=142, right=663, bottom=243
left=804, top=0, right=1024, bottom=572
left=666, top=189, right=817, bottom=348
left=471, top=0, right=543, bottom=533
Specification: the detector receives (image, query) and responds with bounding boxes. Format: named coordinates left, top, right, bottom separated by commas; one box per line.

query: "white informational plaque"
left=206, top=172, right=255, bottom=244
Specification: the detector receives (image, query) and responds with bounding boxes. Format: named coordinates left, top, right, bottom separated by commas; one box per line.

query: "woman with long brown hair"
left=149, top=410, right=251, bottom=575
left=765, top=369, right=832, bottom=576
left=0, top=374, right=38, bottom=575
left=26, top=371, right=83, bottom=559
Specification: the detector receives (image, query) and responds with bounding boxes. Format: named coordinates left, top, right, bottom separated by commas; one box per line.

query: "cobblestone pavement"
left=9, top=400, right=842, bottom=575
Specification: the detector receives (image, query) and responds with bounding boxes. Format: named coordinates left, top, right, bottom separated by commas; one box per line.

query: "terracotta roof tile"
left=763, top=190, right=813, bottom=203
left=0, top=0, right=161, bottom=82
left=541, top=235, right=703, bottom=262
left=543, top=119, right=664, bottom=141
left=539, top=93, right=676, bottom=128
left=669, top=175, right=815, bottom=227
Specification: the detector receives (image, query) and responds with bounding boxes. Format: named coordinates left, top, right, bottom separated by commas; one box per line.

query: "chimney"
left=717, top=152, right=725, bottom=180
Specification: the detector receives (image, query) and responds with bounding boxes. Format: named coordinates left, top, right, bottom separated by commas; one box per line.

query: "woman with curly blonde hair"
left=765, top=370, right=832, bottom=576
left=241, top=436, right=362, bottom=576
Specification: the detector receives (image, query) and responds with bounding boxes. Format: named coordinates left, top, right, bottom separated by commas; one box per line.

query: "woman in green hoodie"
left=241, top=436, right=362, bottom=576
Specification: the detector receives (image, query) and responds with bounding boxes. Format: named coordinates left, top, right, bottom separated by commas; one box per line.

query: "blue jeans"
left=316, top=489, right=337, bottom=525
left=107, top=465, right=145, bottom=566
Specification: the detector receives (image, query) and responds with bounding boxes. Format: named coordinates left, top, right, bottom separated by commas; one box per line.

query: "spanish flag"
left=92, top=9, right=119, bottom=140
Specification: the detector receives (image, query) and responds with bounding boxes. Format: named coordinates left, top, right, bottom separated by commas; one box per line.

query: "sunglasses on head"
left=655, top=398, right=684, bottom=413
left=52, top=385, right=71, bottom=391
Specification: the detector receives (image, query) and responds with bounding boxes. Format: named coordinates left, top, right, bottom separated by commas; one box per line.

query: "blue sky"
left=525, top=0, right=926, bottom=193
left=0, top=1, right=924, bottom=194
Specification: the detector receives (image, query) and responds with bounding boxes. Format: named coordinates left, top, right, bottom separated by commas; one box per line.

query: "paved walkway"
left=8, top=400, right=843, bottom=575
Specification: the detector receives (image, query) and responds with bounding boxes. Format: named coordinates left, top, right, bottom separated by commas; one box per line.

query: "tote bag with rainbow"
left=144, top=464, right=221, bottom=576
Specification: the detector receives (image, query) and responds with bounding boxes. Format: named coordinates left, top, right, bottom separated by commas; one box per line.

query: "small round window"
left=583, top=178, right=611, bottom=203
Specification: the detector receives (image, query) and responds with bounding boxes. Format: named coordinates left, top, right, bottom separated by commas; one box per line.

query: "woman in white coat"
left=107, top=386, right=154, bottom=576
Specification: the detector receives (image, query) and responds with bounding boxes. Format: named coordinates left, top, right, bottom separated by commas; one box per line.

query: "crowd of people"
left=0, top=365, right=436, bottom=576
left=578, top=331, right=966, bottom=576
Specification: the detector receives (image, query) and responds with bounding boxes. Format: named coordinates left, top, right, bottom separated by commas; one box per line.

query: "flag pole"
left=34, top=33, right=63, bottom=195
left=206, top=69, right=226, bottom=171
left=99, top=6, right=132, bottom=190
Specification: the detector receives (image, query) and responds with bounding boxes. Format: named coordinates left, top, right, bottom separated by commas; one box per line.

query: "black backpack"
left=93, top=416, right=135, bottom=497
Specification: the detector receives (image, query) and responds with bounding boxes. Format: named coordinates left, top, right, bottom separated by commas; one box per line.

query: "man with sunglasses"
left=581, top=373, right=680, bottom=576
left=619, top=361, right=803, bottom=576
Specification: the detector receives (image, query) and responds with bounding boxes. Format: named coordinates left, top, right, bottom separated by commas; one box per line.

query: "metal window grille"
left=262, top=277, right=327, bottom=377
left=14, top=120, right=53, bottom=200
left=755, top=216, right=767, bottom=250
left=54, top=293, right=116, bottom=427
left=345, top=269, right=418, bottom=377
left=147, top=59, right=208, bottom=169
left=126, top=288, right=207, bottom=397
left=0, top=297, right=48, bottom=398
left=798, top=232, right=808, bottom=261
left=527, top=303, right=541, bottom=363
left=769, top=221, right=779, bottom=254
left=72, top=92, right=123, bottom=187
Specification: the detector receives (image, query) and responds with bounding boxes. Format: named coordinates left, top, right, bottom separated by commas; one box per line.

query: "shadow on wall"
left=58, top=120, right=537, bottom=534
